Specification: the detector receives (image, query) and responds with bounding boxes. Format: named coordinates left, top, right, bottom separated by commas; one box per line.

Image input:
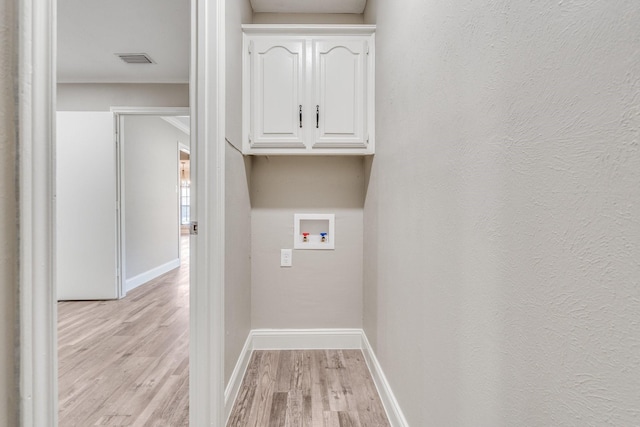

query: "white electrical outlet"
left=280, top=249, right=292, bottom=267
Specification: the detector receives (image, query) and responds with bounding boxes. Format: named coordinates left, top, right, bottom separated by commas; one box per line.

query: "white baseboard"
left=224, top=333, right=254, bottom=422
left=224, top=328, right=409, bottom=427
left=361, top=332, right=410, bottom=427
left=124, top=258, right=180, bottom=293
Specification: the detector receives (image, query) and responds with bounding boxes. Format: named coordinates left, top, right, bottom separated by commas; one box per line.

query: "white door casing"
left=190, top=0, right=226, bottom=425
left=18, top=0, right=58, bottom=424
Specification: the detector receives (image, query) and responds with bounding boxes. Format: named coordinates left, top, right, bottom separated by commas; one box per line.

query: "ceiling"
left=161, top=116, right=190, bottom=135
left=58, top=0, right=366, bottom=83
left=57, top=0, right=190, bottom=83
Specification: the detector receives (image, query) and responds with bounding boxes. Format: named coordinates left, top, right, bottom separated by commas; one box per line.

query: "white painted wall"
left=364, top=0, right=640, bottom=425
left=251, top=156, right=364, bottom=329
left=123, top=115, right=186, bottom=290
left=56, top=112, right=118, bottom=300
left=224, top=0, right=253, bottom=385
left=0, top=0, right=17, bottom=422
left=57, top=83, right=189, bottom=111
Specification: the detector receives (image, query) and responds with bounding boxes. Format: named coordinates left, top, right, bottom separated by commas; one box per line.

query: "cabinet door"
left=249, top=38, right=306, bottom=148
left=312, top=39, right=369, bottom=148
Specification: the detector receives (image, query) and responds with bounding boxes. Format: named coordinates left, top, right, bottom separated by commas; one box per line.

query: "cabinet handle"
left=299, top=105, right=302, bottom=128
left=316, top=105, right=319, bottom=128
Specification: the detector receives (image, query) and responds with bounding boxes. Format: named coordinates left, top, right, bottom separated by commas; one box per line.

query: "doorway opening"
left=57, top=109, right=192, bottom=425
left=179, top=149, right=191, bottom=235
left=18, top=0, right=226, bottom=424
left=114, top=110, right=190, bottom=299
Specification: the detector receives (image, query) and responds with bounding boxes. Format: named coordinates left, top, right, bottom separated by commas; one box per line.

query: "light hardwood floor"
left=227, top=350, right=391, bottom=427
left=58, top=236, right=189, bottom=426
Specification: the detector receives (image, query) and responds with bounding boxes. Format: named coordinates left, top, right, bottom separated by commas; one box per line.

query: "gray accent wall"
left=364, top=0, right=640, bottom=425
left=224, top=0, right=253, bottom=385
left=123, top=115, right=185, bottom=283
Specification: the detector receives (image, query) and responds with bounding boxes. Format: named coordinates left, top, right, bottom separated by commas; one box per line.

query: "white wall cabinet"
left=243, top=25, right=375, bottom=155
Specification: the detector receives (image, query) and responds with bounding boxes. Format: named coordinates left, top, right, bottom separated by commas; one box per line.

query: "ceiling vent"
left=116, top=53, right=155, bottom=64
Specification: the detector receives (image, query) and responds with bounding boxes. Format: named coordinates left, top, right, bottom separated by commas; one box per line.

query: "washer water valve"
left=293, top=214, right=335, bottom=250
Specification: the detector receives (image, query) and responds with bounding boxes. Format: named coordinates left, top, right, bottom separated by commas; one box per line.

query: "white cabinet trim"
left=242, top=24, right=376, bottom=35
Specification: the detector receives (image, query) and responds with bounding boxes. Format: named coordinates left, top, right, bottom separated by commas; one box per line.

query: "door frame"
left=113, top=107, right=190, bottom=299
left=17, top=0, right=226, bottom=426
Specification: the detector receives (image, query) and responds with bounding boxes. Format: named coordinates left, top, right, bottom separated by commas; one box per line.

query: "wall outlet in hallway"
left=280, top=249, right=292, bottom=267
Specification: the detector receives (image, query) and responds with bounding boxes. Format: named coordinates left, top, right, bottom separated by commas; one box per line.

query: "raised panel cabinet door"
left=312, top=39, right=368, bottom=148
left=249, top=38, right=306, bottom=148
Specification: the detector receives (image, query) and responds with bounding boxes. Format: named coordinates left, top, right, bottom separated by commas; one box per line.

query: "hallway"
left=57, top=235, right=189, bottom=426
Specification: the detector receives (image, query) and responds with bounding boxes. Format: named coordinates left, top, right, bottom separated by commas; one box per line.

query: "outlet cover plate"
left=281, top=249, right=292, bottom=267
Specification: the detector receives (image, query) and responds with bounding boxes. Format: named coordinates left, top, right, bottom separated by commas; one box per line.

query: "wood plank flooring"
left=227, top=350, right=391, bottom=427
left=58, top=235, right=189, bottom=426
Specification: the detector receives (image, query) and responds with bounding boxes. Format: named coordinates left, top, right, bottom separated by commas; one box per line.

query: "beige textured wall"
left=251, top=156, right=364, bottom=329
left=252, top=13, right=363, bottom=25
left=364, top=0, right=640, bottom=425
left=224, top=0, right=253, bottom=385
left=0, top=0, right=17, bottom=424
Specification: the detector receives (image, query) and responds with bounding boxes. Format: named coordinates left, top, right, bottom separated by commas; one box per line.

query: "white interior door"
left=56, top=111, right=118, bottom=300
